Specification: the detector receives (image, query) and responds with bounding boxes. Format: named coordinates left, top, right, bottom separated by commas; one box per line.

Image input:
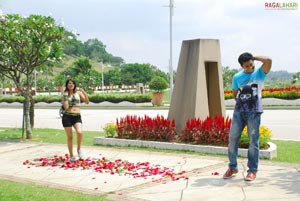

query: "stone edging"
left=93, top=137, right=277, bottom=159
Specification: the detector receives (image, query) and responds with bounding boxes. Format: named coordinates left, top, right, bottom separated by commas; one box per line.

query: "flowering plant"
left=103, top=122, right=117, bottom=138
left=116, top=115, right=175, bottom=141
left=179, top=116, right=232, bottom=146
left=239, top=125, right=272, bottom=149
left=114, top=115, right=272, bottom=149
left=224, top=86, right=300, bottom=100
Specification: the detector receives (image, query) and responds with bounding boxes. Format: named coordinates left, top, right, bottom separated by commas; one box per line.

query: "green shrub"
left=240, top=126, right=272, bottom=149
left=149, top=76, right=168, bottom=93
left=0, top=93, right=151, bottom=104
left=103, top=122, right=117, bottom=137
left=33, top=96, right=61, bottom=103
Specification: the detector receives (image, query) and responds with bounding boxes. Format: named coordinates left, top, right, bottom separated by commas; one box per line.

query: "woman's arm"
left=78, top=88, right=89, bottom=104
left=62, top=92, right=69, bottom=109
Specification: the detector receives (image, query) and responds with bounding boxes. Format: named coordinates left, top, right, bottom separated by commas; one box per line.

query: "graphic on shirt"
left=70, top=97, right=76, bottom=107
left=67, top=92, right=81, bottom=108
left=236, top=83, right=258, bottom=112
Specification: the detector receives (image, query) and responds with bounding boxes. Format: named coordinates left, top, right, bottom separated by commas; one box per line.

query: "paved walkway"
left=0, top=141, right=299, bottom=201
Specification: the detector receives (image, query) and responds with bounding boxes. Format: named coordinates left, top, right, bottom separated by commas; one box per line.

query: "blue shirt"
left=232, top=66, right=267, bottom=112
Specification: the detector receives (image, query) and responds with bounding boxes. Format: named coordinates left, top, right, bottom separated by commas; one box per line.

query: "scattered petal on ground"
left=23, top=154, right=189, bottom=183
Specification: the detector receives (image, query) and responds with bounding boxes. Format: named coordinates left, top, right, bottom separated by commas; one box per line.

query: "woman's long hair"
left=64, top=79, right=77, bottom=93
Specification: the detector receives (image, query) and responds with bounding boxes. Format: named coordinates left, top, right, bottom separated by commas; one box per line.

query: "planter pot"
left=151, top=92, right=164, bottom=106
left=93, top=137, right=277, bottom=159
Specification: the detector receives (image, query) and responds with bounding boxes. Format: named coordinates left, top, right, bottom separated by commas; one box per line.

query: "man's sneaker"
left=245, top=172, right=256, bottom=181
left=223, top=168, right=238, bottom=179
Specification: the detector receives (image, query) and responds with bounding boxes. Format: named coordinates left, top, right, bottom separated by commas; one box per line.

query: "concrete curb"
left=93, top=137, right=277, bottom=159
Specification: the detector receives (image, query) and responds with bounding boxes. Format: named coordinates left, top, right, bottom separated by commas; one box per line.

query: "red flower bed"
left=115, top=115, right=232, bottom=147
left=262, top=86, right=300, bottom=99
left=23, top=154, right=188, bottom=182
left=116, top=115, right=175, bottom=141
left=179, top=116, right=232, bottom=146
left=224, top=86, right=300, bottom=100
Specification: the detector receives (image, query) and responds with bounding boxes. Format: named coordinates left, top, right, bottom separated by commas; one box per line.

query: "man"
left=223, top=52, right=272, bottom=181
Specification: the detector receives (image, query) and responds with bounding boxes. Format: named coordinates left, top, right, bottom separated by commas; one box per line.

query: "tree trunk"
left=29, top=93, right=34, bottom=128
left=24, top=88, right=32, bottom=139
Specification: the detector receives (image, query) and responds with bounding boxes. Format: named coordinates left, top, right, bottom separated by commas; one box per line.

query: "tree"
left=84, top=38, right=107, bottom=61
left=83, top=38, right=124, bottom=66
left=0, top=14, right=65, bottom=139
left=109, top=56, right=124, bottom=66
left=120, top=63, right=153, bottom=85
left=292, top=72, right=300, bottom=84
left=104, top=68, right=121, bottom=86
left=63, top=31, right=85, bottom=56
left=62, top=57, right=92, bottom=78
left=152, top=65, right=169, bottom=82
left=75, top=69, right=101, bottom=91
left=222, top=66, right=238, bottom=90
left=60, top=57, right=101, bottom=91
left=73, top=57, right=92, bottom=75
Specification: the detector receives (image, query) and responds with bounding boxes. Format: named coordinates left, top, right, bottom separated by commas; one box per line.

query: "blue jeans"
left=228, top=110, right=261, bottom=173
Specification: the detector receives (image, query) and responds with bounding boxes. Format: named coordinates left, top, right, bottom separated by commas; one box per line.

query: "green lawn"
left=1, top=127, right=299, bottom=163
left=0, top=128, right=102, bottom=146
left=0, top=179, right=109, bottom=201
left=270, top=140, right=300, bottom=163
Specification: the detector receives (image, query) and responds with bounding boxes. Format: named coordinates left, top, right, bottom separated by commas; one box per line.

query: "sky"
left=1, top=0, right=299, bottom=73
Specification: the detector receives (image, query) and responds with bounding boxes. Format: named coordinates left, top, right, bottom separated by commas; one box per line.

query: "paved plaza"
left=0, top=141, right=299, bottom=201
left=0, top=102, right=299, bottom=200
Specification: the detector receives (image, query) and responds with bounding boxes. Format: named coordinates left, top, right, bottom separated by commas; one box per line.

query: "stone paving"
left=0, top=141, right=299, bottom=201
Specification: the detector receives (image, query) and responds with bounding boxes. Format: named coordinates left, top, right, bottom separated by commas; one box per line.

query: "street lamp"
left=166, top=0, right=174, bottom=100
left=100, top=60, right=104, bottom=92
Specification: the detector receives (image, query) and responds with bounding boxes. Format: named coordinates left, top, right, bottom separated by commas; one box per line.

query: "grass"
left=1, top=127, right=299, bottom=163
left=270, top=140, right=300, bottom=163
left=0, top=179, right=109, bottom=201
left=0, top=128, right=102, bottom=146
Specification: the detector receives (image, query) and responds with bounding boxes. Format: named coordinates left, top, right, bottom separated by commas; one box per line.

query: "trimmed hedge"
left=0, top=93, right=152, bottom=104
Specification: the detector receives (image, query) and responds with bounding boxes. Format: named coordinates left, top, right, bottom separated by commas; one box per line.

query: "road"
left=0, top=108, right=299, bottom=141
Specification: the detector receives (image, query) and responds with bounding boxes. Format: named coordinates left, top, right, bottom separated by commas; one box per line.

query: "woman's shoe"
left=70, top=157, right=77, bottom=162
left=78, top=153, right=84, bottom=158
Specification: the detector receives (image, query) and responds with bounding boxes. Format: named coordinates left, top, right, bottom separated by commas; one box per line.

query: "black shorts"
left=62, top=113, right=82, bottom=127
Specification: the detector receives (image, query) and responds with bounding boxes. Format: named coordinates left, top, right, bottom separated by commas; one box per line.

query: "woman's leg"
left=73, top=122, right=83, bottom=156
left=64, top=127, right=74, bottom=158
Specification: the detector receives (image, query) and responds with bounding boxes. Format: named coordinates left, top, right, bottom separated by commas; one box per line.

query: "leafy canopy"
left=149, top=76, right=169, bottom=93
left=0, top=14, right=65, bottom=78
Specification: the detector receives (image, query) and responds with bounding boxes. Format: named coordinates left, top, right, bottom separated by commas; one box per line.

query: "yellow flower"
left=240, top=125, right=272, bottom=148
left=103, top=122, right=117, bottom=137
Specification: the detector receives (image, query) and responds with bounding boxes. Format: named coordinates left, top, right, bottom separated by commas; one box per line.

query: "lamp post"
left=101, top=60, right=104, bottom=92
left=168, top=0, right=174, bottom=100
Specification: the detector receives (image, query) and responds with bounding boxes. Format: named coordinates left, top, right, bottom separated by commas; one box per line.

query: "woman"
left=62, top=79, right=89, bottom=162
